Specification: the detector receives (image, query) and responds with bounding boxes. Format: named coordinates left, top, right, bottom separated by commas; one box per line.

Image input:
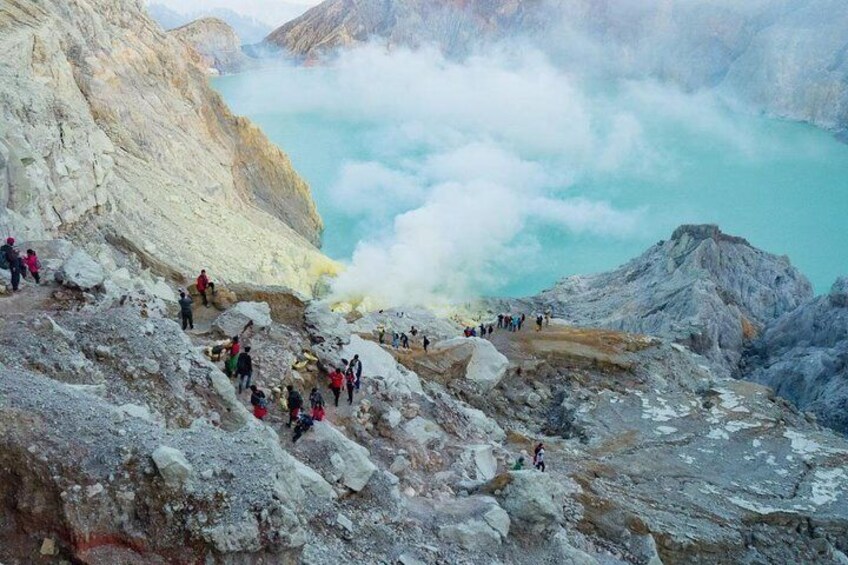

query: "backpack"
left=258, top=396, right=269, bottom=409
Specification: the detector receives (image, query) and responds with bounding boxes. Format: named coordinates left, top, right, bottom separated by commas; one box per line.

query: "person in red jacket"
left=196, top=269, right=212, bottom=307
left=22, top=249, right=41, bottom=284
left=328, top=367, right=344, bottom=407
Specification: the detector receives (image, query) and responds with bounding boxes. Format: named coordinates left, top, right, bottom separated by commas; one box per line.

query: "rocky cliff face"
left=0, top=0, right=333, bottom=295
left=512, top=225, right=813, bottom=376
left=265, top=0, right=848, bottom=133
left=265, top=0, right=542, bottom=59
left=170, top=17, right=251, bottom=75
left=744, top=277, right=848, bottom=435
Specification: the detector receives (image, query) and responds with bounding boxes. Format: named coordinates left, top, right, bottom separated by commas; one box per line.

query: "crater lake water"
left=214, top=64, right=848, bottom=298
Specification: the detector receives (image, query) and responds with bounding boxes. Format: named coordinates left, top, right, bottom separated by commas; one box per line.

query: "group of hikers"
left=178, top=269, right=214, bottom=331
left=512, top=443, right=546, bottom=472
left=461, top=310, right=553, bottom=339
left=0, top=237, right=42, bottom=292
left=378, top=325, right=431, bottom=352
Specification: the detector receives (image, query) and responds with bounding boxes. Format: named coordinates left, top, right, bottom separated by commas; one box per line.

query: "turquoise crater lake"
left=214, top=64, right=848, bottom=298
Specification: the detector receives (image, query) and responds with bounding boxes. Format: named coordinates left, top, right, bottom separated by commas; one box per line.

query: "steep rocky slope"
left=504, top=225, right=812, bottom=377
left=265, top=0, right=848, bottom=133
left=744, top=277, right=848, bottom=435
left=170, top=17, right=251, bottom=74
left=1, top=253, right=846, bottom=564
left=0, top=0, right=334, bottom=295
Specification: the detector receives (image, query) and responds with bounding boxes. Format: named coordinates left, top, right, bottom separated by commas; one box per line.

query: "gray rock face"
left=517, top=225, right=812, bottom=376
left=744, top=276, right=848, bottom=434
left=151, top=446, right=193, bottom=486
left=170, top=17, right=251, bottom=75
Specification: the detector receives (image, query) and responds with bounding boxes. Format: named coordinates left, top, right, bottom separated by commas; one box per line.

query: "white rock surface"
left=342, top=335, right=423, bottom=394
left=55, top=250, right=104, bottom=290
left=431, top=337, right=509, bottom=392
left=305, top=423, right=377, bottom=492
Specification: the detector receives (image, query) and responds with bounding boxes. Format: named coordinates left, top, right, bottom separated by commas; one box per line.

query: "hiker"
left=178, top=291, right=194, bottom=330
left=497, top=314, right=504, bottom=329
left=286, top=385, right=303, bottom=427
left=249, top=385, right=268, bottom=420
left=236, top=346, right=253, bottom=393
left=423, top=335, right=431, bottom=353
left=225, top=336, right=240, bottom=378
left=488, top=325, right=494, bottom=336
left=479, top=324, right=486, bottom=337
left=392, top=333, right=400, bottom=349
left=512, top=456, right=525, bottom=471
left=345, top=366, right=356, bottom=405
left=533, top=443, right=546, bottom=472
left=309, top=387, right=324, bottom=410
left=410, top=326, right=418, bottom=337
left=536, top=314, right=544, bottom=332
left=312, top=402, right=325, bottom=421
left=196, top=269, right=212, bottom=307
left=378, top=327, right=386, bottom=344
left=519, top=313, right=526, bottom=330
left=328, top=367, right=344, bottom=407
left=292, top=412, right=314, bottom=444
left=401, top=333, right=410, bottom=349
left=22, top=249, right=41, bottom=284
left=349, top=354, right=363, bottom=390
left=545, top=309, right=552, bottom=326
left=1, top=238, right=22, bottom=292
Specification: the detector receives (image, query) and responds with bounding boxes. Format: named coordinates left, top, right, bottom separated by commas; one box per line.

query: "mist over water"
left=214, top=46, right=848, bottom=304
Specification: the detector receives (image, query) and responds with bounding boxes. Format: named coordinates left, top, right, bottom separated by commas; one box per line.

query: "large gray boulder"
left=744, top=276, right=848, bottom=434
left=212, top=301, right=273, bottom=337
left=430, top=337, right=509, bottom=392
left=54, top=249, right=105, bottom=290
left=514, top=225, right=812, bottom=376
left=299, top=422, right=377, bottom=492
left=436, top=496, right=510, bottom=550
left=151, top=446, right=193, bottom=487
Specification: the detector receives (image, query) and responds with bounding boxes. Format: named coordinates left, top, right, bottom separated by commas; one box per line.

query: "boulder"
left=212, top=302, right=273, bottom=337
left=403, top=416, right=446, bottom=446
left=488, top=471, right=567, bottom=534
left=304, top=423, right=377, bottom=492
left=436, top=496, right=510, bottom=551
left=467, top=444, right=498, bottom=480
left=151, top=446, right=193, bottom=487
left=342, top=335, right=423, bottom=394
left=430, top=337, right=509, bottom=392
left=55, top=249, right=104, bottom=290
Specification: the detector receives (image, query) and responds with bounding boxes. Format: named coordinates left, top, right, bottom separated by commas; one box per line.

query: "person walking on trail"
left=349, top=354, right=363, bottom=391
left=292, top=412, right=314, bottom=444
left=488, top=325, right=494, bottom=337
left=225, top=336, right=240, bottom=378
left=178, top=291, right=194, bottom=331
left=479, top=324, right=486, bottom=338
left=196, top=269, right=212, bottom=307
left=545, top=310, right=552, bottom=327
left=1, top=238, right=22, bottom=292
left=249, top=385, right=268, bottom=420
left=310, top=387, right=326, bottom=421
left=519, top=313, right=526, bottom=330
left=236, top=346, right=253, bottom=393
left=345, top=366, right=356, bottom=405
left=423, top=335, right=431, bottom=353
left=328, top=367, right=344, bottom=407
left=401, top=333, right=410, bottom=349
left=512, top=456, right=525, bottom=470
left=286, top=385, right=303, bottom=428
left=23, top=249, right=41, bottom=284
left=392, top=333, right=400, bottom=349
left=536, top=314, right=544, bottom=332
left=497, top=314, right=504, bottom=329
left=378, top=327, right=386, bottom=345
left=533, top=443, right=546, bottom=472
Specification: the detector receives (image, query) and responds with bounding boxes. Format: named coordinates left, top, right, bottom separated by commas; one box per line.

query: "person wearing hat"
left=1, top=237, right=22, bottom=292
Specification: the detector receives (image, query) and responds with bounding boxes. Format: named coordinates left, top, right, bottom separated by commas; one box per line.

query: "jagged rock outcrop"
left=0, top=0, right=334, bottom=296
left=512, top=225, right=812, bottom=376
left=264, top=0, right=541, bottom=59
left=744, top=277, right=848, bottom=434
left=170, top=17, right=251, bottom=75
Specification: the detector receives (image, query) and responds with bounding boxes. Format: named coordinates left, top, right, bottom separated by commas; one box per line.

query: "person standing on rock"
left=225, top=336, right=240, bottom=378
left=286, top=385, right=303, bottom=427
left=178, top=291, right=194, bottom=331
left=345, top=366, right=356, bottom=405
left=328, top=367, right=344, bottom=407
left=1, top=238, right=22, bottom=292
left=23, top=249, right=41, bottom=284
left=196, top=269, right=212, bottom=307
left=533, top=443, right=546, bottom=472
left=249, top=385, right=268, bottom=420
left=423, top=335, right=431, bottom=353
left=349, top=354, right=363, bottom=391
left=236, top=346, right=253, bottom=393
